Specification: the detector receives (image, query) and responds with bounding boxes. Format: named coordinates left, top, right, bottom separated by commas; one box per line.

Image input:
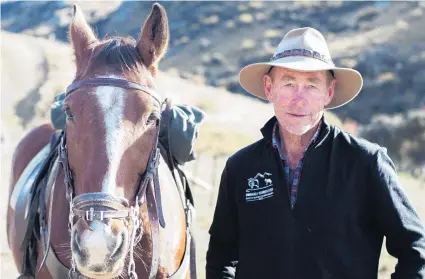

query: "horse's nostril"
left=110, top=231, right=126, bottom=259
left=73, top=232, right=82, bottom=254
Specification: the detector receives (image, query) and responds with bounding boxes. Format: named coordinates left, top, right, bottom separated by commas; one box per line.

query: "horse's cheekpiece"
left=26, top=77, right=194, bottom=279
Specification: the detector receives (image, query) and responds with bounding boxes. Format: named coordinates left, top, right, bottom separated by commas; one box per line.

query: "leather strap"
left=45, top=243, right=70, bottom=279
left=153, top=170, right=166, bottom=228
left=72, top=208, right=132, bottom=220
left=146, top=178, right=160, bottom=279
left=66, top=77, right=161, bottom=104
left=39, top=157, right=60, bottom=270
left=72, top=192, right=129, bottom=208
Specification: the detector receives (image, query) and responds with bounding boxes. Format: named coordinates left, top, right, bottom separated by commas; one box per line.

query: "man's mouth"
left=287, top=113, right=308, bottom=117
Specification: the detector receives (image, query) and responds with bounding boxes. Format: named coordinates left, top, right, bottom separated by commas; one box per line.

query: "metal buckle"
left=148, top=148, right=160, bottom=173
left=185, top=204, right=192, bottom=228
left=85, top=207, right=94, bottom=221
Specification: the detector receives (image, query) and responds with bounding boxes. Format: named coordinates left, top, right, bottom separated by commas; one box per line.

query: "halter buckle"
left=185, top=200, right=194, bottom=228
left=86, top=207, right=94, bottom=221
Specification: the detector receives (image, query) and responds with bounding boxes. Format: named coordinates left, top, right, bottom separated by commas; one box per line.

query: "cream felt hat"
left=239, top=27, right=363, bottom=109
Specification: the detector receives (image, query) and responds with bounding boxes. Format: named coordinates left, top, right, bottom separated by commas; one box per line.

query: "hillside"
left=1, top=3, right=425, bottom=278
left=2, top=1, right=425, bottom=123
left=2, top=0, right=425, bottom=172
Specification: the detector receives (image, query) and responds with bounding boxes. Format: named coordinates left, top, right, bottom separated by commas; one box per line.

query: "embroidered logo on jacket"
left=246, top=172, right=274, bottom=202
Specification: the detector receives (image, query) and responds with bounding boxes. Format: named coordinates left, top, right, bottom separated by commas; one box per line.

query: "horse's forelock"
left=90, top=37, right=143, bottom=73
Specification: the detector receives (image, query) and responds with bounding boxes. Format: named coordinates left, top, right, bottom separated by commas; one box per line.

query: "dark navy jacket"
left=206, top=116, right=425, bottom=279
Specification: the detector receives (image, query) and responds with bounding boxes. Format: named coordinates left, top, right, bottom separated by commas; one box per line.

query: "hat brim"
left=239, top=56, right=363, bottom=109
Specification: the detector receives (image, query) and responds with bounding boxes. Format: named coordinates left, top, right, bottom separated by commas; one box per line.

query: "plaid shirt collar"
left=272, top=119, right=322, bottom=161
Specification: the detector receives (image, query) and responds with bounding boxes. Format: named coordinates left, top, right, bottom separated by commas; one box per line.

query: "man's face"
left=264, top=67, right=336, bottom=135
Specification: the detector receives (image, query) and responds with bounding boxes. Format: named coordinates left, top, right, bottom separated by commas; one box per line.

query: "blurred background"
left=1, top=1, right=424, bottom=278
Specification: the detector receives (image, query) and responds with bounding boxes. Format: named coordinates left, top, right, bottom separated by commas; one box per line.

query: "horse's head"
left=63, top=3, right=169, bottom=278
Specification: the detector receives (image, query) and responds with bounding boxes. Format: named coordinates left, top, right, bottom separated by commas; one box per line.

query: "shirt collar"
left=272, top=118, right=323, bottom=160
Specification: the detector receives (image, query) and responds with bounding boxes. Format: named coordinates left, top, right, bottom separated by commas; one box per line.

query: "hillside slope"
left=2, top=1, right=425, bottom=123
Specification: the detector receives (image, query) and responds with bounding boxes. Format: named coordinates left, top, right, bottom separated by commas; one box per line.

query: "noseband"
left=57, top=77, right=166, bottom=279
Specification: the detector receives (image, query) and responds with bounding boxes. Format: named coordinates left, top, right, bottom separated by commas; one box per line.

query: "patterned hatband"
left=270, top=48, right=333, bottom=65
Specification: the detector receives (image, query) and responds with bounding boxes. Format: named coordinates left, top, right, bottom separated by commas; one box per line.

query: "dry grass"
left=201, top=15, right=219, bottom=25
left=194, top=122, right=257, bottom=156
left=241, top=39, right=256, bottom=50
left=264, top=28, right=281, bottom=38
left=239, top=13, right=254, bottom=24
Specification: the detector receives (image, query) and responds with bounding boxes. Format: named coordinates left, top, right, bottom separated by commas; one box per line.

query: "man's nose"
left=291, top=86, right=307, bottom=101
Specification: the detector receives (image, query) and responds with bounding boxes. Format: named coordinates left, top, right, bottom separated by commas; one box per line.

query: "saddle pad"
left=10, top=144, right=51, bottom=248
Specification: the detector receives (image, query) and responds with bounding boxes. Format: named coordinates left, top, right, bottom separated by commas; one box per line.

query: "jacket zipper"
left=292, top=143, right=316, bottom=210
left=272, top=147, right=295, bottom=276
left=273, top=148, right=291, bottom=209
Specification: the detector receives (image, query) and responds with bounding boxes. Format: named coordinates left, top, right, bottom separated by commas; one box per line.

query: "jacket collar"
left=260, top=114, right=332, bottom=149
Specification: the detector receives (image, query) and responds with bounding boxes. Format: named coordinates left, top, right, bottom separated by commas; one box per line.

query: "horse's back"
left=7, top=123, right=55, bottom=274
left=9, top=124, right=55, bottom=187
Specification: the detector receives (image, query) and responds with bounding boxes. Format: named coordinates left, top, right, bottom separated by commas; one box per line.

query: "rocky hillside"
left=1, top=1, right=424, bottom=170
left=2, top=1, right=425, bottom=122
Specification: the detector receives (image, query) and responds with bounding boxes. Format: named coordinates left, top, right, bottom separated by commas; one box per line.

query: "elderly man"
left=206, top=27, right=425, bottom=279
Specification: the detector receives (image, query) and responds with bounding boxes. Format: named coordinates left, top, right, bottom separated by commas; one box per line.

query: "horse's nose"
left=73, top=220, right=112, bottom=259
left=72, top=220, right=128, bottom=263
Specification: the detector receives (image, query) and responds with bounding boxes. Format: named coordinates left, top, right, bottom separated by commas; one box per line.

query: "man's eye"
left=284, top=83, right=293, bottom=87
left=308, top=85, right=317, bottom=89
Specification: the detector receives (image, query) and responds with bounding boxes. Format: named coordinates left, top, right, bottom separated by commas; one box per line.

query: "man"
left=206, top=27, right=425, bottom=279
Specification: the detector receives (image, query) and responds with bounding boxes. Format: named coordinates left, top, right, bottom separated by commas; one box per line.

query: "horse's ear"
left=137, top=3, right=169, bottom=76
left=69, top=4, right=97, bottom=67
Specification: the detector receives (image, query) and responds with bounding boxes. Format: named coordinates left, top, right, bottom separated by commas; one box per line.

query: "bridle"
left=56, top=77, right=166, bottom=279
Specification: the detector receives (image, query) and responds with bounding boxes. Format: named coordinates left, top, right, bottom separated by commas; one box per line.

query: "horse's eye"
left=64, top=107, right=74, bottom=121
left=146, top=113, right=159, bottom=125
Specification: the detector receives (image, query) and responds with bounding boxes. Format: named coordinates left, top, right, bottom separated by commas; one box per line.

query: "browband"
left=66, top=77, right=161, bottom=104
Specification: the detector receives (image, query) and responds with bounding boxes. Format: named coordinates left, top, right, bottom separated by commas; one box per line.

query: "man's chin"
left=280, top=122, right=313, bottom=136
left=285, top=127, right=310, bottom=136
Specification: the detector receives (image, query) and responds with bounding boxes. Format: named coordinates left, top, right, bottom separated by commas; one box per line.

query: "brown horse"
left=7, top=3, right=193, bottom=279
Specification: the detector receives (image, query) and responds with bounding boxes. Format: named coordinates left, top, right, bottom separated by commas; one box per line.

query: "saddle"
left=14, top=99, right=197, bottom=278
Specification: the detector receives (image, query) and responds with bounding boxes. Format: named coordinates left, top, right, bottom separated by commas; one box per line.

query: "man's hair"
left=327, top=70, right=335, bottom=86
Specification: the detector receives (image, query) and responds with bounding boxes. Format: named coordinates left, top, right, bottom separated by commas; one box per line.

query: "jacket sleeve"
left=371, top=148, right=425, bottom=278
left=206, top=163, right=239, bottom=279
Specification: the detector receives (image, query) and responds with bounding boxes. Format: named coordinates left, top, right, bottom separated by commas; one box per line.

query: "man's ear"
left=264, top=73, right=274, bottom=102
left=324, top=78, right=336, bottom=106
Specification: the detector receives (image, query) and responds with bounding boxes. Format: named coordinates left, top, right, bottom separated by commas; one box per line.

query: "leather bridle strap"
left=65, top=77, right=161, bottom=104
left=134, top=111, right=167, bottom=279
left=146, top=177, right=161, bottom=279
left=136, top=115, right=166, bottom=228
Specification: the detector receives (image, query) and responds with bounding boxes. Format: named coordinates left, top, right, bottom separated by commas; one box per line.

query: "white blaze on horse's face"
left=71, top=76, right=129, bottom=277
left=94, top=76, right=126, bottom=197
